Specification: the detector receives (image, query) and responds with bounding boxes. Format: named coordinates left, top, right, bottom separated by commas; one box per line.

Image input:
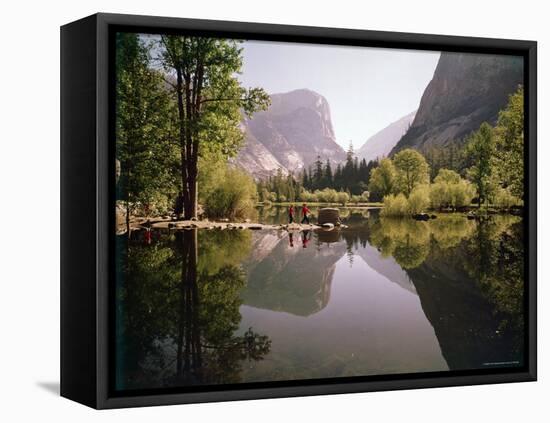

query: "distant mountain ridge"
left=237, top=89, right=346, bottom=178
left=357, top=110, right=416, bottom=163
left=391, top=52, right=523, bottom=154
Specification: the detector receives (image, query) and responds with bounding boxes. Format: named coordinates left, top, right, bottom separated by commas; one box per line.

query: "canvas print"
left=114, top=31, right=525, bottom=393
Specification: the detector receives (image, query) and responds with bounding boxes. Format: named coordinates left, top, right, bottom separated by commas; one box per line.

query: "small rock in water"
left=412, top=213, right=430, bottom=221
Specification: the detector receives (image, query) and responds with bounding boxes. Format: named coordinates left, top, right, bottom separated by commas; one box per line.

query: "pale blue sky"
left=239, top=40, right=440, bottom=149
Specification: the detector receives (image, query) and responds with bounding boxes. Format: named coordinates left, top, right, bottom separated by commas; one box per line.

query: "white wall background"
left=0, top=0, right=546, bottom=421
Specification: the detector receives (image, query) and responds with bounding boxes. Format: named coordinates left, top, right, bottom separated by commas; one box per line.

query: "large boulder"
left=318, top=208, right=340, bottom=225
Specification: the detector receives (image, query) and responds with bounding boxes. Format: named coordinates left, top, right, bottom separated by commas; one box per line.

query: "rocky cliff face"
left=358, top=110, right=416, bottom=163
left=237, top=89, right=346, bottom=177
left=391, top=52, right=523, bottom=153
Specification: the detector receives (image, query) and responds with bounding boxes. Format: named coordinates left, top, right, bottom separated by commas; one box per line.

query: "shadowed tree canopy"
left=115, top=33, right=176, bottom=232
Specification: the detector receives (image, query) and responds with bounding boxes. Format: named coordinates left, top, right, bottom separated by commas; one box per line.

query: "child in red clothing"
left=301, top=203, right=310, bottom=224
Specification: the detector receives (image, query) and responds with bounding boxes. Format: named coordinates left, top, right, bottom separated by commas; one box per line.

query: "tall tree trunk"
left=124, top=164, right=131, bottom=235
left=176, top=69, right=191, bottom=218
left=125, top=199, right=130, bottom=236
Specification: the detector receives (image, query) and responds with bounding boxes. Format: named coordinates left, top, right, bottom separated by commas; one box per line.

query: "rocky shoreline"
left=117, top=216, right=346, bottom=235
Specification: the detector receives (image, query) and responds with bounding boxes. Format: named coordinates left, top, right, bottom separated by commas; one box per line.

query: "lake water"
left=114, top=207, right=525, bottom=391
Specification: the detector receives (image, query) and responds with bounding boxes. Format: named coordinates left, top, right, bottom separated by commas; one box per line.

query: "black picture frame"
left=60, top=12, right=537, bottom=409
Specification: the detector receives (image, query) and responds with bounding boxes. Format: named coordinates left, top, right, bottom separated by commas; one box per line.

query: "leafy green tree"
left=158, top=35, right=270, bottom=218
left=380, top=193, right=409, bottom=216
left=434, top=169, right=461, bottom=184
left=430, top=168, right=476, bottom=210
left=407, top=185, right=430, bottom=214
left=204, top=167, right=258, bottom=219
left=493, top=86, right=524, bottom=199
left=115, top=33, right=176, bottom=232
left=337, top=191, right=350, bottom=205
left=493, top=187, right=522, bottom=209
left=465, top=122, right=495, bottom=208
left=368, top=158, right=396, bottom=199
left=393, top=148, right=430, bottom=197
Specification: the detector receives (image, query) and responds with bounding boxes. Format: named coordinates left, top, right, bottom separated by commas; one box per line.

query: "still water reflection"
left=115, top=208, right=524, bottom=391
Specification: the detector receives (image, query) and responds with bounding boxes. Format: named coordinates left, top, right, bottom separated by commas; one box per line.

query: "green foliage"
left=258, top=169, right=302, bottom=202
left=299, top=151, right=371, bottom=195
left=299, top=190, right=316, bottom=202
left=313, top=188, right=337, bottom=202
left=492, top=187, right=522, bottom=209
left=449, top=180, right=477, bottom=209
left=368, top=158, right=396, bottom=198
left=407, top=185, right=431, bottom=214
left=336, top=191, right=350, bottom=205
left=421, top=143, right=465, bottom=180
left=493, top=86, right=524, bottom=199
left=393, top=148, right=430, bottom=197
left=430, top=168, right=476, bottom=210
left=381, top=193, right=409, bottom=216
left=434, top=169, right=461, bottom=184
left=381, top=185, right=430, bottom=216
left=465, top=122, right=496, bottom=207
left=115, top=33, right=177, bottom=225
left=203, top=167, right=258, bottom=219
left=158, top=35, right=270, bottom=217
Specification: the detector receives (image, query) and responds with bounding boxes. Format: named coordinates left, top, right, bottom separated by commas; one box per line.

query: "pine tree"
left=313, top=156, right=324, bottom=189
left=324, top=159, right=333, bottom=187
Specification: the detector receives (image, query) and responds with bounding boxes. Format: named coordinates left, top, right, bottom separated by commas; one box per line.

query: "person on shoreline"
left=301, top=203, right=311, bottom=224
left=288, top=205, right=295, bottom=224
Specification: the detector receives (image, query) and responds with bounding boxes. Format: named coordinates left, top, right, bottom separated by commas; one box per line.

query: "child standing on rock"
left=288, top=205, right=295, bottom=224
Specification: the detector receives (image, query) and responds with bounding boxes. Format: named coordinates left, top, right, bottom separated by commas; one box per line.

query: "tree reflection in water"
left=115, top=229, right=271, bottom=391
left=363, top=213, right=525, bottom=369
left=116, top=209, right=525, bottom=388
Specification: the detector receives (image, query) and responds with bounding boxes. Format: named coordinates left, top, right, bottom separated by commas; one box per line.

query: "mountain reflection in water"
left=115, top=209, right=524, bottom=391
